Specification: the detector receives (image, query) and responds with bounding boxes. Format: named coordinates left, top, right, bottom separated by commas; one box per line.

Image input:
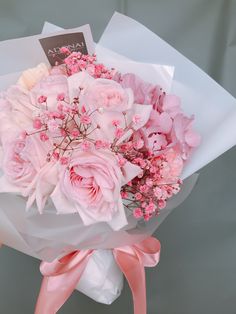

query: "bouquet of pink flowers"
left=0, top=50, right=200, bottom=227
left=0, top=13, right=236, bottom=314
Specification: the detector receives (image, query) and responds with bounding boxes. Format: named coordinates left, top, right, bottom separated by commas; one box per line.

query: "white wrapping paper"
left=0, top=12, right=236, bottom=304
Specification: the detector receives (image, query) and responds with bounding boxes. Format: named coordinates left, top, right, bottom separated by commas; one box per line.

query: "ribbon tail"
left=35, top=255, right=90, bottom=314
left=114, top=250, right=146, bottom=314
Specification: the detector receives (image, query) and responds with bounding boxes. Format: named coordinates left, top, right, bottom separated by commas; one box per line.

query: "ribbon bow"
left=35, top=237, right=161, bottom=314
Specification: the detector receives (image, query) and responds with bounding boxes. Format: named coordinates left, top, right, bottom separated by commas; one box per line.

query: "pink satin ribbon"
left=35, top=237, right=161, bottom=314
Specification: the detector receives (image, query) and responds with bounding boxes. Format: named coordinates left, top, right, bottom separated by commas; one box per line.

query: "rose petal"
left=185, top=130, right=201, bottom=147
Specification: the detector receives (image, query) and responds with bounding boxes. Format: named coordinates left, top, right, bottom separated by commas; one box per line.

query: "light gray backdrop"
left=0, top=1, right=236, bottom=313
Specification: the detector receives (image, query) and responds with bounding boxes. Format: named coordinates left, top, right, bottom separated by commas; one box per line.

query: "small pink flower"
left=81, top=105, right=86, bottom=114
left=133, top=158, right=146, bottom=169
left=143, top=214, right=151, bottom=221
left=33, top=118, right=42, bottom=130
left=121, top=191, right=128, bottom=199
left=134, top=139, right=144, bottom=150
left=95, top=140, right=109, bottom=149
left=60, top=129, right=67, bottom=137
left=141, top=202, right=147, bottom=208
left=57, top=93, right=65, bottom=101
left=81, top=140, right=91, bottom=151
left=145, top=202, right=156, bottom=214
left=158, top=199, right=166, bottom=209
left=38, top=95, right=47, bottom=103
left=49, top=111, right=61, bottom=119
left=112, top=120, right=120, bottom=127
left=71, top=129, right=80, bottom=138
left=52, top=152, right=60, bottom=160
left=148, top=133, right=167, bottom=151
left=60, top=157, right=69, bottom=165
left=48, top=119, right=59, bottom=132
left=118, top=157, right=127, bottom=167
left=80, top=114, right=91, bottom=125
left=135, top=192, right=142, bottom=201
left=40, top=132, right=49, bottom=142
left=154, top=187, right=162, bottom=199
left=133, top=207, right=143, bottom=218
left=150, top=166, right=156, bottom=173
left=60, top=47, right=71, bottom=55
left=86, top=64, right=96, bottom=76
left=115, top=128, right=124, bottom=139
left=139, top=185, right=149, bottom=193
left=172, top=184, right=181, bottom=194
left=40, top=111, right=50, bottom=120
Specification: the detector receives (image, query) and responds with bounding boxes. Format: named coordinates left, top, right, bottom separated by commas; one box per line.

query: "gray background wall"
left=0, top=1, right=236, bottom=313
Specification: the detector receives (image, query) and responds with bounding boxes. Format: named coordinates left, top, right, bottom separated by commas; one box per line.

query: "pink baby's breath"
left=81, top=105, right=86, bottom=114
left=33, top=118, right=42, bottom=130
left=145, top=203, right=156, bottom=214
left=135, top=193, right=142, bottom=201
left=158, top=199, right=166, bottom=209
left=57, top=93, right=65, bottom=101
left=52, top=152, right=60, bottom=160
left=60, top=157, right=69, bottom=165
left=48, top=119, right=59, bottom=132
left=71, top=129, right=80, bottom=138
left=40, top=132, right=49, bottom=142
left=134, top=139, right=144, bottom=150
left=95, top=140, right=109, bottom=149
left=81, top=140, right=92, bottom=151
left=80, top=114, right=91, bottom=125
left=115, top=128, right=124, bottom=139
left=121, top=191, right=128, bottom=199
left=60, top=47, right=71, bottom=55
left=112, top=119, right=120, bottom=127
left=133, top=208, right=143, bottom=218
left=38, top=95, right=47, bottom=104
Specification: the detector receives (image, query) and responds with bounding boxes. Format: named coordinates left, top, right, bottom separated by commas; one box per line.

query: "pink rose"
left=0, top=86, right=37, bottom=130
left=0, top=71, right=69, bottom=131
left=30, top=74, right=69, bottom=111
left=0, top=136, right=57, bottom=211
left=84, top=78, right=133, bottom=112
left=51, top=149, right=141, bottom=230
left=17, top=63, right=49, bottom=90
left=67, top=72, right=152, bottom=144
left=2, top=138, right=37, bottom=189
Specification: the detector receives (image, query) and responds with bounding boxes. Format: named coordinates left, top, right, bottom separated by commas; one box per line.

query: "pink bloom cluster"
left=62, top=48, right=115, bottom=79
left=0, top=51, right=200, bottom=229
